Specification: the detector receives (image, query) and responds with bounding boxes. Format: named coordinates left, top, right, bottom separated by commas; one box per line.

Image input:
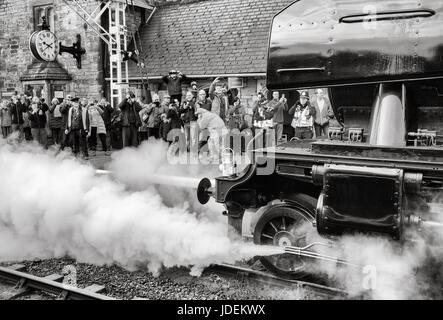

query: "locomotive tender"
left=198, top=0, right=443, bottom=276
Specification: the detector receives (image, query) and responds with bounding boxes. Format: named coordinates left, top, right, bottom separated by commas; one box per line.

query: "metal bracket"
left=59, top=34, right=86, bottom=69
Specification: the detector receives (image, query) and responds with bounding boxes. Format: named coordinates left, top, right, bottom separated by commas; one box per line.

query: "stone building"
left=0, top=0, right=150, bottom=102
left=0, top=0, right=296, bottom=122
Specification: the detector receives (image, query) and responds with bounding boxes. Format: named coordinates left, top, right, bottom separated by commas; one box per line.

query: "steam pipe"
left=95, top=170, right=215, bottom=190
left=284, top=246, right=363, bottom=269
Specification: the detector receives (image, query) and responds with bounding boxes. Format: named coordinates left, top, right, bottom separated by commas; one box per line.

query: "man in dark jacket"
left=10, top=95, right=25, bottom=140
left=118, top=91, right=143, bottom=148
left=209, top=77, right=228, bottom=122
left=179, top=91, right=197, bottom=150
left=267, top=92, right=288, bottom=143
left=58, top=96, right=73, bottom=150
left=98, top=98, right=114, bottom=150
left=162, top=70, right=188, bottom=104
left=28, top=97, right=49, bottom=147
left=165, top=103, right=182, bottom=143
left=66, top=100, right=89, bottom=158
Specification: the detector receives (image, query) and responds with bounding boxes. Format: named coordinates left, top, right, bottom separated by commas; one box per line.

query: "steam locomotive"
left=198, top=0, right=443, bottom=276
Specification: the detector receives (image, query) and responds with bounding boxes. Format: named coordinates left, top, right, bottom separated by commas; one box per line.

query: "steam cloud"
left=1, top=136, right=443, bottom=299
left=0, top=138, right=281, bottom=276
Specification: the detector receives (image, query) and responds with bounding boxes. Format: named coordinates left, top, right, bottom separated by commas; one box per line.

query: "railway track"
left=0, top=264, right=114, bottom=300
left=209, top=263, right=349, bottom=299
left=1, top=261, right=348, bottom=300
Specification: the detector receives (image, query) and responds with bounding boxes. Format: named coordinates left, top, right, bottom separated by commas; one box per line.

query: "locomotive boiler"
left=197, top=0, right=443, bottom=276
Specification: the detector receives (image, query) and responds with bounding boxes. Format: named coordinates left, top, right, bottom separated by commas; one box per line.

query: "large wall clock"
left=29, top=29, right=59, bottom=62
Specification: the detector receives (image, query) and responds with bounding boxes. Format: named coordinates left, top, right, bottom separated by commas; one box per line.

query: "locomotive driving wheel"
left=253, top=195, right=316, bottom=278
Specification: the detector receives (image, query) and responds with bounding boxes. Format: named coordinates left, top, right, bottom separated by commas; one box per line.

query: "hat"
left=169, top=70, right=177, bottom=75
left=191, top=81, right=197, bottom=86
left=300, top=91, right=310, bottom=99
left=163, top=94, right=171, bottom=99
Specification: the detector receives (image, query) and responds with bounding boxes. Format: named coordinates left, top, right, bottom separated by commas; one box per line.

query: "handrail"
left=339, top=9, right=435, bottom=23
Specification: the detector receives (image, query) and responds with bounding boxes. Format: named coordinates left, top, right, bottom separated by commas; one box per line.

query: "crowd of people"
left=0, top=69, right=335, bottom=161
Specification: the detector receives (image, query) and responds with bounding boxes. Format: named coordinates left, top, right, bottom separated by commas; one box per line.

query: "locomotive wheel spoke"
left=253, top=197, right=317, bottom=278
left=269, top=221, right=279, bottom=233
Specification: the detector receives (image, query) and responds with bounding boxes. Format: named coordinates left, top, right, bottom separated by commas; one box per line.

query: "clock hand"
left=42, top=41, right=53, bottom=48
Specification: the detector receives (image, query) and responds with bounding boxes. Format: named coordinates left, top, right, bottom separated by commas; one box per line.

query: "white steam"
left=304, top=224, right=443, bottom=299
left=0, top=139, right=280, bottom=276
left=2, top=137, right=443, bottom=299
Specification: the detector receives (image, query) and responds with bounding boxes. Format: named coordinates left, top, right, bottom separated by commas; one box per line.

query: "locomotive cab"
left=198, top=0, right=443, bottom=276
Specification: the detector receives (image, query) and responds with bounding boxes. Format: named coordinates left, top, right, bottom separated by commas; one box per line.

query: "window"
left=33, top=4, right=55, bottom=33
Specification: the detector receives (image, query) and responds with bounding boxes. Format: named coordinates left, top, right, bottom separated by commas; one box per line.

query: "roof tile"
left=128, top=0, right=294, bottom=78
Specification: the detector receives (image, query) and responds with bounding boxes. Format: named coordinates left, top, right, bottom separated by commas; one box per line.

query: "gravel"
left=1, top=259, right=323, bottom=300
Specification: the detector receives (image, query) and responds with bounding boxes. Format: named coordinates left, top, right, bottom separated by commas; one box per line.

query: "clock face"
left=29, top=30, right=59, bottom=62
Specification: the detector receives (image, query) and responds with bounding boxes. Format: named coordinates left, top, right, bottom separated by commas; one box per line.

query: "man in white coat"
left=195, top=107, right=227, bottom=163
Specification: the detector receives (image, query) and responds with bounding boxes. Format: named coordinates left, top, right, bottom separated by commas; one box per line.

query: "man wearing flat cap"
left=118, top=90, right=143, bottom=148
left=162, top=70, right=188, bottom=106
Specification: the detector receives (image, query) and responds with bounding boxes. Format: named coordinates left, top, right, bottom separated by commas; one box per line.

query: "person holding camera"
left=140, top=94, right=167, bottom=141
left=88, top=99, right=108, bottom=155
left=179, top=91, right=197, bottom=151
left=65, top=99, right=89, bottom=158
left=209, top=77, right=228, bottom=121
left=266, top=91, right=288, bottom=143
left=164, top=99, right=182, bottom=144
left=227, top=97, right=247, bottom=131
left=190, top=81, right=199, bottom=99
left=118, top=90, right=143, bottom=148
left=28, top=96, right=49, bottom=146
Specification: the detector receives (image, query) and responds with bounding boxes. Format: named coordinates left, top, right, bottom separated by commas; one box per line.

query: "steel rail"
left=0, top=266, right=115, bottom=300
left=209, top=263, right=349, bottom=299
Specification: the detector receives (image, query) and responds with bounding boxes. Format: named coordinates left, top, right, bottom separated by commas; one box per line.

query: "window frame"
left=33, top=3, right=55, bottom=32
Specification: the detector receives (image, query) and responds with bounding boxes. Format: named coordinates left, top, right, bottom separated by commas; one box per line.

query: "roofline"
left=106, top=73, right=267, bottom=81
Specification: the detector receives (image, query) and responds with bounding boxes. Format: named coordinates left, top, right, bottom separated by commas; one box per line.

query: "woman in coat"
left=88, top=99, right=108, bottom=154
left=0, top=100, right=12, bottom=138
left=48, top=98, right=64, bottom=145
